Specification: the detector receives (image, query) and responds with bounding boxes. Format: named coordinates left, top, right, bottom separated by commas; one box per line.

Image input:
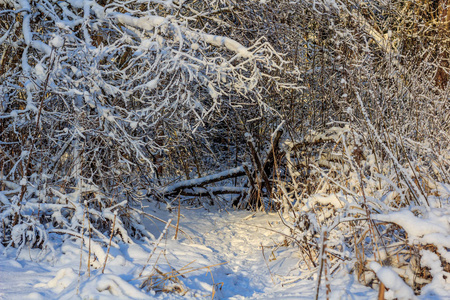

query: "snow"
left=31, top=40, right=52, bottom=56
left=115, top=13, right=167, bottom=31
left=17, top=0, right=31, bottom=11
left=34, top=63, right=46, bottom=79
left=184, top=31, right=252, bottom=58
left=22, top=14, right=32, bottom=46
left=420, top=250, right=450, bottom=297
left=113, top=12, right=251, bottom=58
left=370, top=262, right=416, bottom=300
left=66, top=0, right=84, bottom=9
left=0, top=204, right=376, bottom=299
left=44, top=268, right=77, bottom=291
left=79, top=274, right=151, bottom=298
left=191, top=43, right=199, bottom=50
left=372, top=210, right=448, bottom=238
left=1, top=0, right=449, bottom=299
left=199, top=33, right=252, bottom=58
left=301, top=193, right=346, bottom=212
left=50, top=36, right=64, bottom=48
left=146, top=77, right=159, bottom=90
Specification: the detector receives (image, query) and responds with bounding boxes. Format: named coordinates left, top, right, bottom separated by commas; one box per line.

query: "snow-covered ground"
left=0, top=204, right=377, bottom=299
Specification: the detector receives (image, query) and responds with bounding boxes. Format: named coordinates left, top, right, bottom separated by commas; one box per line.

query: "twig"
left=88, top=218, right=92, bottom=278
left=17, top=50, right=56, bottom=207
left=139, top=219, right=172, bottom=277
left=261, top=243, right=276, bottom=285
left=175, top=196, right=181, bottom=240
left=378, top=282, right=385, bottom=300
left=315, top=228, right=328, bottom=300
left=130, top=207, right=193, bottom=242
left=145, top=262, right=227, bottom=281
left=102, top=212, right=117, bottom=274
left=76, top=207, right=86, bottom=295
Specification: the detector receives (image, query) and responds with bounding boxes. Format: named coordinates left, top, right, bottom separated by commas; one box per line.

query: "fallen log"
left=162, top=166, right=246, bottom=196
left=179, top=186, right=246, bottom=197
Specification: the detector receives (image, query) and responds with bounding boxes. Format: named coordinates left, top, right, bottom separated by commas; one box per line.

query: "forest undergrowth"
left=1, top=0, right=449, bottom=298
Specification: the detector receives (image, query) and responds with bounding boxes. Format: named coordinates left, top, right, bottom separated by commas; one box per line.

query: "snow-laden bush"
left=276, top=124, right=449, bottom=296
left=266, top=0, right=450, bottom=297
left=0, top=0, right=286, bottom=249
left=1, top=0, right=449, bottom=297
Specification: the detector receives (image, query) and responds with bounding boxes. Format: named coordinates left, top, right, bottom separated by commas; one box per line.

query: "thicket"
left=0, top=0, right=449, bottom=297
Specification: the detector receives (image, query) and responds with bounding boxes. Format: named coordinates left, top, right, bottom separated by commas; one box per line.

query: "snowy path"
left=0, top=207, right=375, bottom=299
left=140, top=208, right=294, bottom=299
left=167, top=210, right=288, bottom=299
left=142, top=208, right=372, bottom=299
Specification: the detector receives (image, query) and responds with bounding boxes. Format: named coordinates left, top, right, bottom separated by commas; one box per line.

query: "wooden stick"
left=315, top=229, right=328, bottom=300
left=102, top=212, right=117, bottom=274
left=175, top=197, right=181, bottom=240
left=378, top=282, right=385, bottom=300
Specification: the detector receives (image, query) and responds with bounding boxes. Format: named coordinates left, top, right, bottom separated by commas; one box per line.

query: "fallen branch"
left=179, top=186, right=246, bottom=197
left=161, top=166, right=246, bottom=196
